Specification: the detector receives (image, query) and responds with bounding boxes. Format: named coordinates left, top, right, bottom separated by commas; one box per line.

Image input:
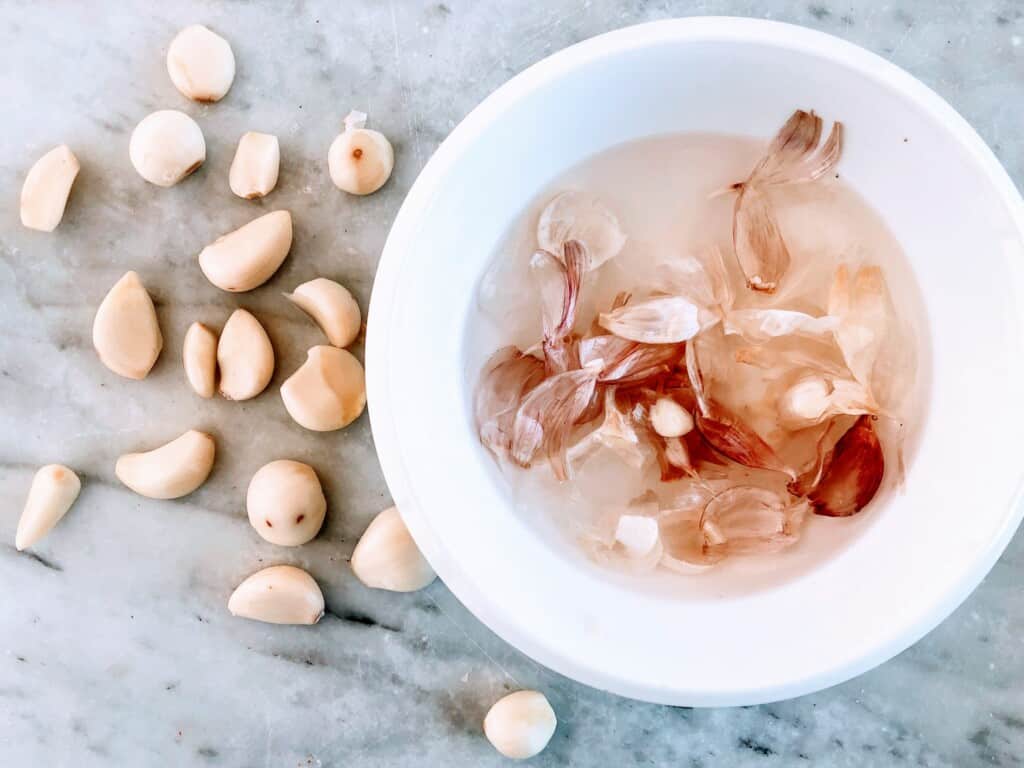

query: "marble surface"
left=1, top=0, right=1021, bottom=765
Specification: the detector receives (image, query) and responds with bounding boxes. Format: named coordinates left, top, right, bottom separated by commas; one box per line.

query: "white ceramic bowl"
left=366, top=18, right=1024, bottom=705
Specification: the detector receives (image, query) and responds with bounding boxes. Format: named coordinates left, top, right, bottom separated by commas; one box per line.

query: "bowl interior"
left=367, top=19, right=1024, bottom=705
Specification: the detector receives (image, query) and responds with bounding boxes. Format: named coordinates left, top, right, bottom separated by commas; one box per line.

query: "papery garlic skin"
left=650, top=398, right=694, bottom=438
left=93, top=271, right=163, bottom=380
left=115, top=430, right=215, bottom=499
left=483, top=691, right=557, bottom=760
left=228, top=565, right=324, bottom=625
left=198, top=210, right=293, bottom=292
left=284, top=278, right=361, bottom=348
left=328, top=111, right=394, bottom=195
left=166, top=24, right=235, bottom=102
left=247, top=460, right=326, bottom=546
left=537, top=190, right=626, bottom=269
left=350, top=506, right=436, bottom=592
left=129, top=110, right=206, bottom=187
left=183, top=322, right=218, bottom=398
left=20, top=145, right=80, bottom=232
left=16, top=465, right=81, bottom=551
left=280, top=346, right=365, bottom=431
left=217, top=309, right=274, bottom=401
left=229, top=132, right=280, bottom=199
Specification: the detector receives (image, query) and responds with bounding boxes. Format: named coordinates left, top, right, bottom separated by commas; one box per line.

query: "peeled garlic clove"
left=93, top=271, right=163, bottom=380
left=198, top=210, right=292, bottom=292
left=129, top=110, right=206, bottom=187
left=228, top=565, right=324, bottom=625
left=614, top=514, right=661, bottom=559
left=649, top=397, right=694, bottom=438
left=217, top=309, right=274, bottom=401
left=166, top=24, right=235, bottom=102
left=328, top=110, right=394, bottom=195
left=229, top=131, right=280, bottom=199
left=280, top=345, right=365, bottom=431
left=284, top=277, right=361, bottom=348
left=115, top=429, right=215, bottom=499
left=350, top=506, right=435, bottom=592
left=182, top=322, right=218, bottom=398
left=247, top=460, right=326, bottom=546
left=20, top=145, right=80, bottom=232
left=483, top=690, right=557, bottom=760
left=16, top=465, right=81, bottom=551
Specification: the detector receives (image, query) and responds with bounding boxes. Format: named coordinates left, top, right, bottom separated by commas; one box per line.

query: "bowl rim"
left=366, top=16, right=1024, bottom=705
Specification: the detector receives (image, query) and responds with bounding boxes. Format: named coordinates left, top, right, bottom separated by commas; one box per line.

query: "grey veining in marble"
left=1, top=1, right=1022, bottom=765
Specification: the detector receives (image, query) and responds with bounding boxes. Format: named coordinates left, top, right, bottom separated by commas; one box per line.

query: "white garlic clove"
left=247, top=460, right=326, bottom=546
left=614, top=514, right=661, bottom=559
left=115, top=429, right=215, bottom=499
left=350, top=505, right=435, bottom=592
left=328, top=110, right=394, bottom=195
left=20, top=145, right=80, bottom=232
left=284, top=278, right=362, bottom=348
left=166, top=24, right=235, bottom=102
left=483, top=691, right=557, bottom=760
left=228, top=565, right=324, bottom=625
left=183, top=321, right=218, bottom=398
left=217, top=309, right=274, bottom=401
left=198, top=210, right=293, bottom=292
left=16, top=465, right=82, bottom=551
left=650, top=397, right=694, bottom=438
left=779, top=375, right=832, bottom=426
left=229, top=131, right=280, bottom=199
left=93, top=271, right=163, bottom=380
left=129, top=110, right=206, bottom=187
left=280, top=345, right=365, bottom=431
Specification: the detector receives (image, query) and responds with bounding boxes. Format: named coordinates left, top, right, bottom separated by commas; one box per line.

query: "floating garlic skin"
left=20, top=145, right=80, bottom=232
left=649, top=397, right=694, bottom=438
left=129, top=110, right=206, bottom=187
left=229, top=131, right=280, bottom=199
left=198, top=210, right=293, bottom=292
left=328, top=110, right=394, bottom=195
left=280, top=346, right=366, bottom=431
left=183, top=321, right=218, bottom=398
left=92, top=271, right=163, bottom=380
left=115, top=429, right=215, bottom=499
left=16, top=465, right=81, bottom=551
left=228, top=565, right=324, bottom=625
left=217, top=309, right=274, bottom=401
left=246, top=460, right=326, bottom=546
left=350, top=506, right=436, bottom=592
left=483, top=690, right=557, bottom=760
left=536, top=190, right=626, bottom=269
left=284, top=278, right=362, bottom=348
left=166, top=24, right=235, bottom=102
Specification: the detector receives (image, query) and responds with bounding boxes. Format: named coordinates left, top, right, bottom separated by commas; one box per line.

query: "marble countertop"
left=1, top=1, right=1021, bottom=765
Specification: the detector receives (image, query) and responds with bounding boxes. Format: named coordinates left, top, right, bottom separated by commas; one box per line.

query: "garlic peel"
left=280, top=346, right=365, bottom=431
left=183, top=322, right=218, bottom=398
left=92, top=271, right=163, bottom=380
left=284, top=278, right=361, bottom=348
left=16, top=465, right=81, bottom=551
left=228, top=565, right=324, bottom=625
left=247, top=460, right=326, bottom=546
left=350, top=506, right=435, bottom=592
left=115, top=430, right=215, bottom=499
left=483, top=690, right=557, bottom=760
left=129, top=110, right=206, bottom=187
left=217, top=309, right=274, bottom=401
left=166, top=24, right=235, bottom=102
left=20, top=145, right=80, bottom=232
left=229, top=131, right=280, bottom=199
left=328, top=111, right=394, bottom=195
left=198, top=210, right=293, bottom=292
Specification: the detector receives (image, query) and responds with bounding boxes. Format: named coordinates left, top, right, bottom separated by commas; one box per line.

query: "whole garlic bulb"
left=483, top=690, right=557, bottom=759
left=247, top=460, right=326, bottom=546
left=328, top=111, right=394, bottom=196
left=166, top=24, right=235, bottom=102
left=129, top=110, right=206, bottom=187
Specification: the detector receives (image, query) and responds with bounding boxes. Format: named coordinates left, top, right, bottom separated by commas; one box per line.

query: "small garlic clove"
left=246, top=460, right=326, bottom=546
left=229, top=131, right=280, bottom=199
left=115, top=429, right=215, bottom=499
left=228, top=565, right=324, bottom=625
left=92, top=271, right=163, bottom=380
left=16, top=465, right=81, bottom=551
left=483, top=690, right=557, bottom=760
left=649, top=397, right=694, bottom=438
left=614, top=514, right=661, bottom=559
left=198, top=210, right=293, bottom=292
left=166, top=24, right=235, bottom=103
left=284, top=278, right=362, bottom=348
left=20, top=145, right=80, bottom=232
left=217, top=309, right=274, bottom=401
left=328, top=110, right=394, bottom=195
left=280, top=345, right=365, bottom=431
left=129, top=110, right=206, bottom=187
left=182, top=321, right=218, bottom=398
left=350, top=506, right=435, bottom=592
left=778, top=375, right=832, bottom=427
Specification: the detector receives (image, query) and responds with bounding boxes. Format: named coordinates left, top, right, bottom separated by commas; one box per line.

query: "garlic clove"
left=198, top=210, right=293, bottom=292
left=328, top=110, right=394, bottom=195
left=166, top=24, right=235, bottom=103
left=217, top=309, right=274, bottom=401
left=483, top=690, right=557, bottom=760
left=350, top=506, right=435, bottom=592
left=16, top=465, right=82, bottom=551
left=228, top=565, right=324, bottom=625
left=229, top=131, right=280, bottom=199
left=649, top=397, right=694, bottom=438
left=115, top=429, right=215, bottom=499
left=246, top=460, right=326, bottom=546
left=20, top=145, right=80, bottom=232
left=183, top=321, right=218, bottom=398
left=93, top=271, right=163, bottom=380
left=284, top=277, right=362, bottom=348
left=280, top=345, right=365, bottom=431
left=614, top=514, right=661, bottom=559
left=129, top=110, right=206, bottom=187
